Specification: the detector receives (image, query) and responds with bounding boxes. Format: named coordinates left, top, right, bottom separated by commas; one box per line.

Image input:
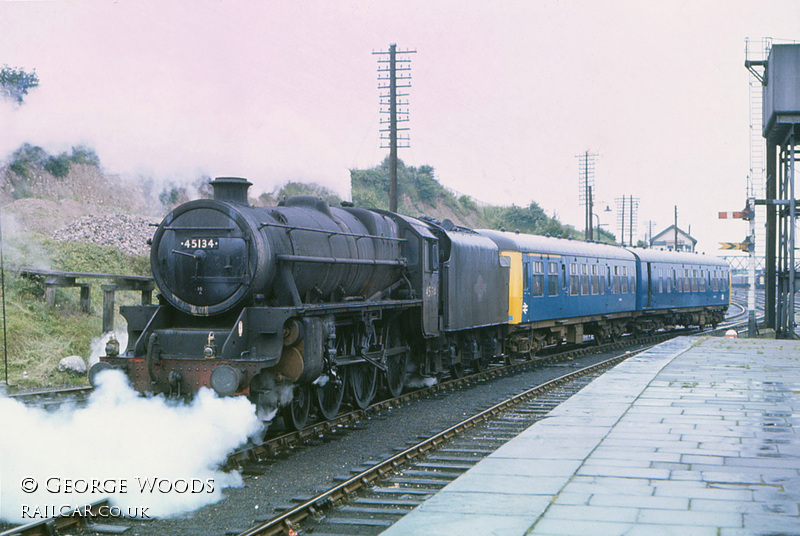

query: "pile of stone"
left=52, top=214, right=156, bottom=257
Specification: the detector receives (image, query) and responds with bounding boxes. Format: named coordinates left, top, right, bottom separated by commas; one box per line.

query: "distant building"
left=650, top=225, right=696, bottom=252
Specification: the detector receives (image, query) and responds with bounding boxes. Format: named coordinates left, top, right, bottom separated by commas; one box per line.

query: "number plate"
left=180, top=238, right=219, bottom=250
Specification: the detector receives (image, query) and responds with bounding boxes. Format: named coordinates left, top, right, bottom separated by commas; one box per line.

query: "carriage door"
left=521, top=255, right=532, bottom=322
left=646, top=262, right=653, bottom=308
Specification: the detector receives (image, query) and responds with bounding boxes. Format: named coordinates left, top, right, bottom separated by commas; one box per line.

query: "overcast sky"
left=1, top=1, right=798, bottom=253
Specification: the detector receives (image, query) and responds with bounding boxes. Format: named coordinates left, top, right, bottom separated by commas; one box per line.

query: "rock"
left=52, top=213, right=156, bottom=257
left=57, top=355, right=88, bottom=375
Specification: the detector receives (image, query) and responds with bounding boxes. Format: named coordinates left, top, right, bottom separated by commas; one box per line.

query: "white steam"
left=0, top=369, right=263, bottom=523
left=88, top=330, right=129, bottom=368
left=405, top=376, right=438, bottom=389
left=251, top=375, right=295, bottom=423
left=0, top=211, right=53, bottom=270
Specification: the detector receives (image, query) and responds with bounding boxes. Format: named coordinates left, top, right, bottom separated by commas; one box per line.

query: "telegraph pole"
left=615, top=195, right=639, bottom=247
left=588, top=186, right=594, bottom=241
left=374, top=44, right=416, bottom=212
left=674, top=206, right=678, bottom=251
left=577, top=151, right=598, bottom=241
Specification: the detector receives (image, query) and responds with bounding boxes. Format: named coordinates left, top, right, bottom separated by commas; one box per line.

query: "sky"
left=0, top=0, right=798, bottom=254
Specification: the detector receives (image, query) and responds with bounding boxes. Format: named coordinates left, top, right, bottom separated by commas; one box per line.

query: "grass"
left=2, top=235, right=149, bottom=389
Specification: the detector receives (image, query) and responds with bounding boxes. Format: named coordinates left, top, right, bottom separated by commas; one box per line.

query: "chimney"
left=210, top=177, right=252, bottom=205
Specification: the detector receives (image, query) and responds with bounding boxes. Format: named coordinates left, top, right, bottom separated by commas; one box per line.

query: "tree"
left=192, top=176, right=213, bottom=199
left=596, top=227, right=617, bottom=244
left=0, top=66, right=39, bottom=105
left=351, top=157, right=450, bottom=210
left=276, top=181, right=342, bottom=206
left=502, top=203, right=548, bottom=231
left=69, top=145, right=101, bottom=167
left=44, top=153, right=71, bottom=178
left=159, top=183, right=190, bottom=211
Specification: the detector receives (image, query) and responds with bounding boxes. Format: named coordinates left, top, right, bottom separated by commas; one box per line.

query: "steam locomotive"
left=91, top=177, right=729, bottom=429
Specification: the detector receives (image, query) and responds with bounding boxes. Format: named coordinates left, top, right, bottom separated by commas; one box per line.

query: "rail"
left=0, top=498, right=111, bottom=536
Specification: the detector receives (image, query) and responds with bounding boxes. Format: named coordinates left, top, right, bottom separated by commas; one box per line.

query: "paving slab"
left=381, top=336, right=800, bottom=535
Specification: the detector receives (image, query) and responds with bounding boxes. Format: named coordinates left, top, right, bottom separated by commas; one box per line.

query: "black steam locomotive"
left=92, top=177, right=728, bottom=429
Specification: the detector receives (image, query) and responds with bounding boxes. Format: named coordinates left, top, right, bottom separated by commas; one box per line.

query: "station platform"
left=381, top=336, right=800, bottom=535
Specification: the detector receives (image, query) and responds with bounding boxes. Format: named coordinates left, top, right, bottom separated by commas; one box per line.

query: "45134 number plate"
left=180, top=238, right=219, bottom=249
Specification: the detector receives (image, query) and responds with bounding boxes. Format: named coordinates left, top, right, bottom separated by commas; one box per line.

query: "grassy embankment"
left=3, top=239, right=148, bottom=389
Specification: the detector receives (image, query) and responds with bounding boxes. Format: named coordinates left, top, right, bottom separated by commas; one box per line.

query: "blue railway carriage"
left=477, top=230, right=639, bottom=356
left=627, top=248, right=729, bottom=331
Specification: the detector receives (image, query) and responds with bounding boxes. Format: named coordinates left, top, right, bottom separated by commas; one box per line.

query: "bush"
left=7, top=143, right=47, bottom=180
left=459, top=195, right=478, bottom=212
left=44, top=153, right=71, bottom=178
left=0, top=65, right=39, bottom=105
left=159, top=184, right=190, bottom=211
left=69, top=145, right=100, bottom=166
left=3, top=144, right=103, bottom=199
left=276, top=181, right=343, bottom=206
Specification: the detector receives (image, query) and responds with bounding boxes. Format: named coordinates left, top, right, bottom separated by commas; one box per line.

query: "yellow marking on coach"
left=501, top=250, right=523, bottom=324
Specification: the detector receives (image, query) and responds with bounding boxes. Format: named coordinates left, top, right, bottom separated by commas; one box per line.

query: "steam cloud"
left=0, top=369, right=263, bottom=523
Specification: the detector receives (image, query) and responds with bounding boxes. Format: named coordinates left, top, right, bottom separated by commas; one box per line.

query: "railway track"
left=0, top=500, right=110, bottom=536
left=225, top=329, right=684, bottom=467
left=5, top=386, right=93, bottom=410
left=235, top=346, right=644, bottom=536
left=247, top=303, right=762, bottom=536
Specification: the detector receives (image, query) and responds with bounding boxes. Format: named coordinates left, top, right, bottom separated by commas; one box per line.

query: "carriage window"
left=591, top=264, right=599, bottom=295
left=523, top=261, right=532, bottom=291
left=699, top=270, right=707, bottom=292
left=532, top=261, right=544, bottom=297
left=613, top=266, right=621, bottom=293
left=658, top=268, right=664, bottom=293
left=570, top=263, right=580, bottom=295
left=630, top=266, right=635, bottom=293
left=548, top=262, right=558, bottom=296
left=598, top=264, right=605, bottom=295
left=581, top=264, right=590, bottom=295
left=621, top=266, right=629, bottom=293
left=607, top=266, right=613, bottom=293
left=692, top=269, right=699, bottom=292
left=684, top=269, right=692, bottom=292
